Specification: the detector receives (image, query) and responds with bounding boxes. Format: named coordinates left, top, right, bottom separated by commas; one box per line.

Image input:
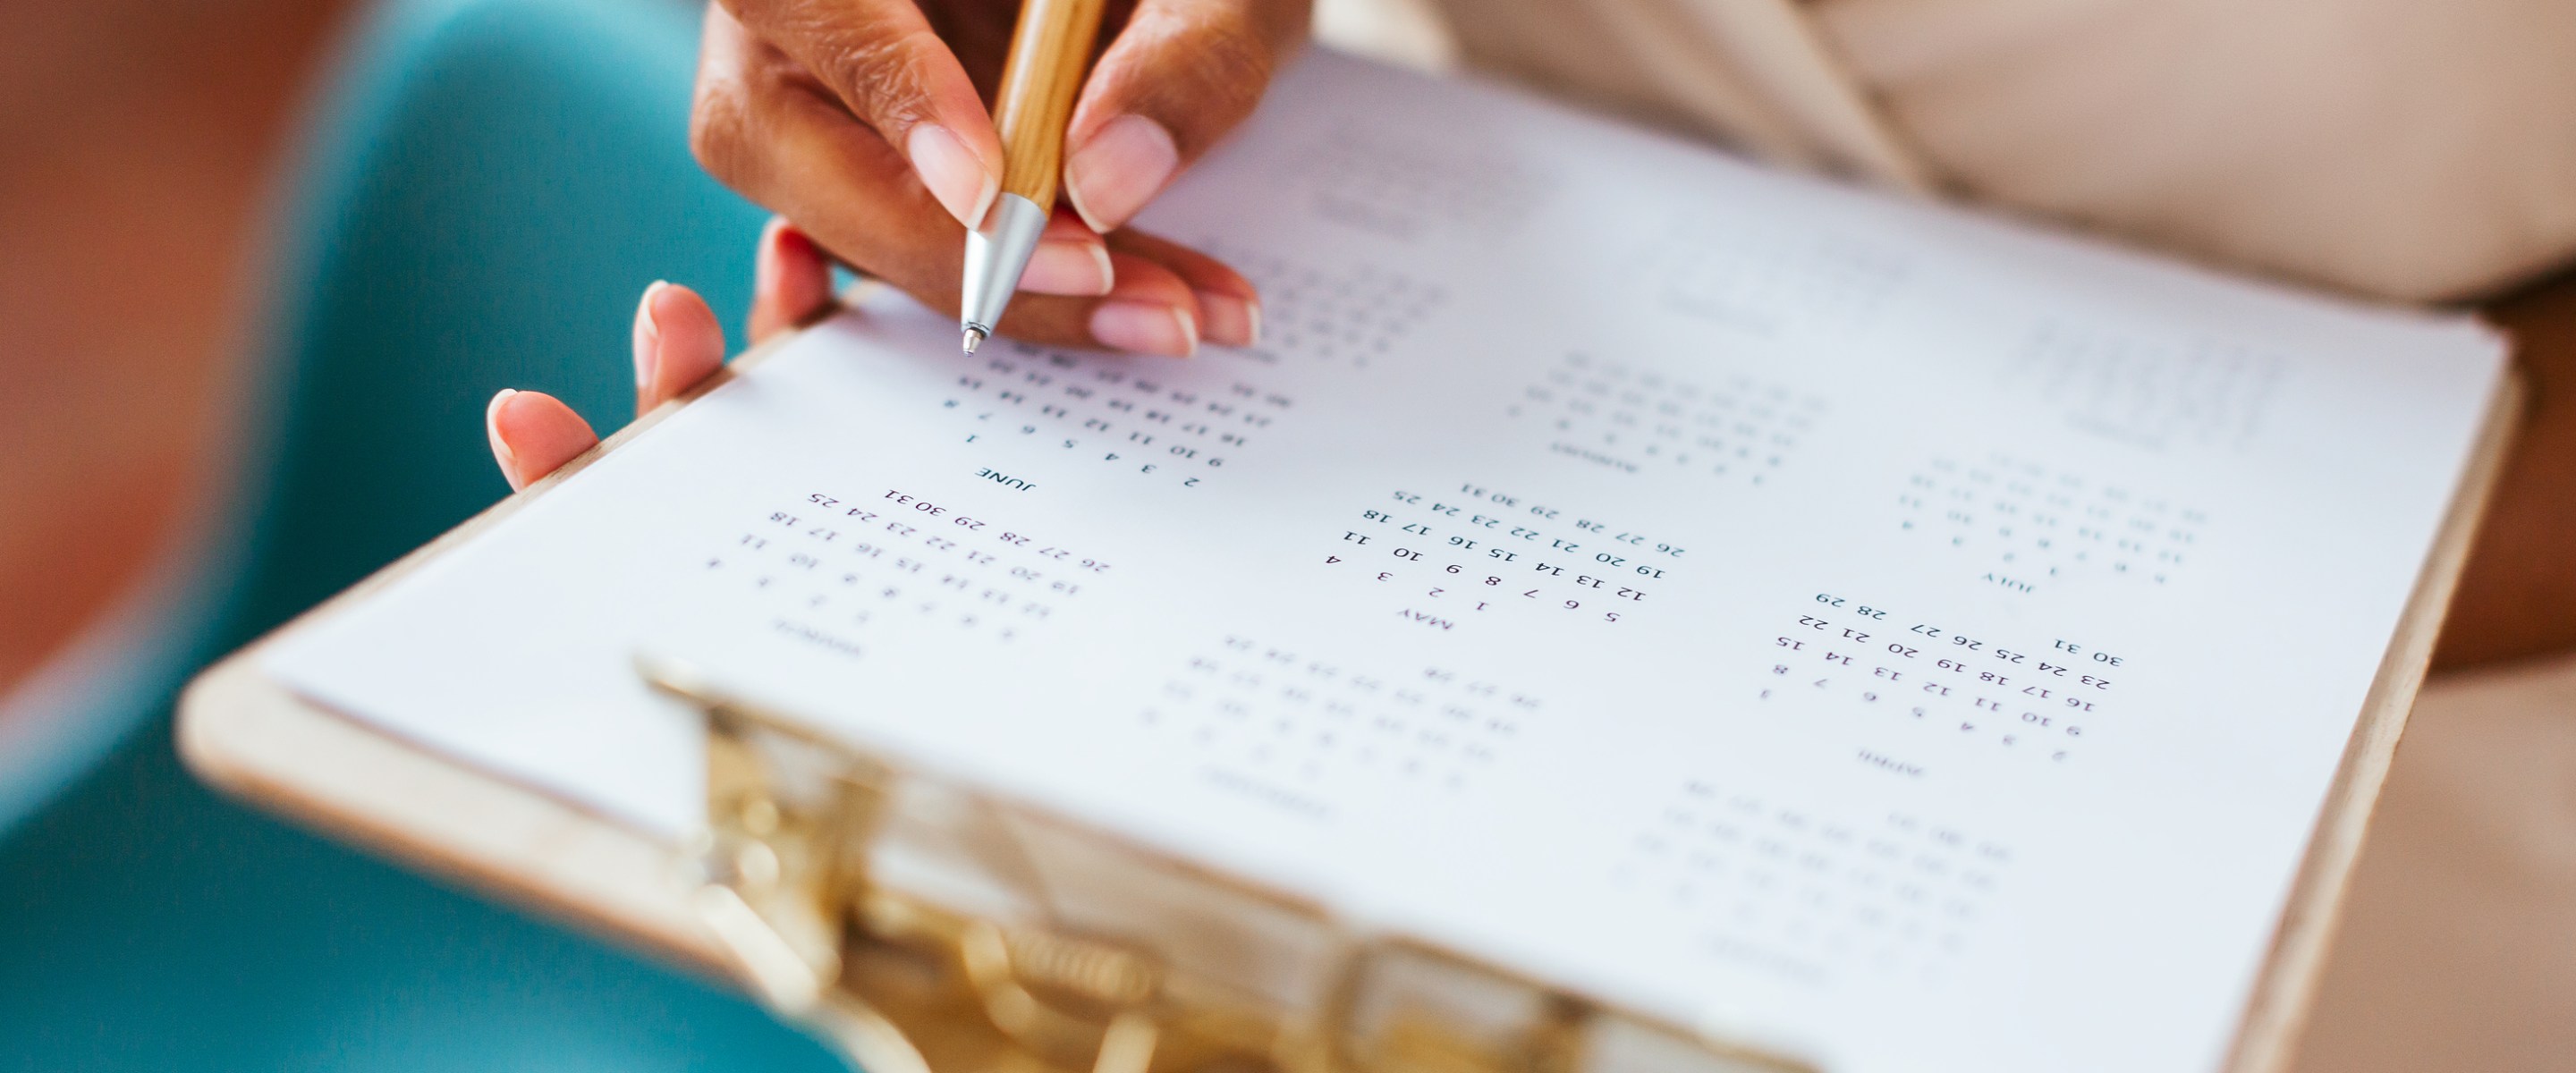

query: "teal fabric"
left=0, top=0, right=840, bottom=1069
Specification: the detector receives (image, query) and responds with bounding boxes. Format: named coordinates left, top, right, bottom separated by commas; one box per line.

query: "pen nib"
left=961, top=326, right=987, bottom=355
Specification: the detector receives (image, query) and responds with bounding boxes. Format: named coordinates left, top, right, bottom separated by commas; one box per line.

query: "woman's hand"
left=486, top=218, right=835, bottom=490
left=690, top=0, right=1307, bottom=357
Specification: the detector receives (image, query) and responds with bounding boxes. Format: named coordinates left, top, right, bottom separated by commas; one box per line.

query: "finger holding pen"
left=694, top=3, right=1199, bottom=353
left=1068, top=0, right=1310, bottom=342
left=961, top=0, right=1307, bottom=351
left=690, top=0, right=1304, bottom=355
left=1063, top=0, right=1312, bottom=237
left=957, top=0, right=1119, bottom=353
left=716, top=0, right=1006, bottom=229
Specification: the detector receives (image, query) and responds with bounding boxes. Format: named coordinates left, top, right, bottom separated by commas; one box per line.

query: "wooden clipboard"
left=174, top=307, right=2529, bottom=1073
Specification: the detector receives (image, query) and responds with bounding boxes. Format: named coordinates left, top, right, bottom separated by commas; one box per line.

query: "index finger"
left=718, top=0, right=1005, bottom=226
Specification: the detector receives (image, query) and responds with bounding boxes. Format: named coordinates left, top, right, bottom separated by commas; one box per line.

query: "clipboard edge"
left=177, top=299, right=852, bottom=976
left=2220, top=361, right=2528, bottom=1073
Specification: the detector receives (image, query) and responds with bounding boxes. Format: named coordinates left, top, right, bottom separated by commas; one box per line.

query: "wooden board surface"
left=176, top=313, right=2526, bottom=1072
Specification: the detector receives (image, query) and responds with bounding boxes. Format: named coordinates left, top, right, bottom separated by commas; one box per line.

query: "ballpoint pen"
left=958, top=0, right=1111, bottom=354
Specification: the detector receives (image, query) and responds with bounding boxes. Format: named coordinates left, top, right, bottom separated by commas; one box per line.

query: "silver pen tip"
left=961, top=326, right=987, bottom=354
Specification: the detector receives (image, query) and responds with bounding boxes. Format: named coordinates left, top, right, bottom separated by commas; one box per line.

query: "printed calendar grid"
left=1142, top=634, right=1543, bottom=815
left=1201, top=246, right=1449, bottom=368
left=701, top=487, right=1113, bottom=655
left=1512, top=351, right=1822, bottom=484
left=1759, top=591, right=2122, bottom=765
left=1616, top=777, right=2012, bottom=986
left=1897, top=453, right=2204, bottom=592
left=1319, top=483, right=1685, bottom=631
left=933, top=342, right=1293, bottom=488
left=2002, top=320, right=2289, bottom=453
left=1288, top=124, right=1554, bottom=241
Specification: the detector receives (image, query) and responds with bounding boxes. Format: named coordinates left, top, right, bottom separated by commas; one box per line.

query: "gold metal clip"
left=641, top=659, right=1817, bottom=1073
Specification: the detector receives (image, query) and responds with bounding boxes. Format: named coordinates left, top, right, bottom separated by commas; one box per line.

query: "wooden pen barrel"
left=991, top=0, right=1111, bottom=209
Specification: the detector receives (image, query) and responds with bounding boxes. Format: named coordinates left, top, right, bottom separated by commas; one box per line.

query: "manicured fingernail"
left=1064, top=114, right=1179, bottom=233
left=486, top=389, right=522, bottom=486
left=907, top=123, right=998, bottom=227
left=632, top=281, right=668, bottom=388
left=1020, top=240, right=1114, bottom=296
left=1194, top=291, right=1259, bottom=347
left=1090, top=300, right=1198, bottom=358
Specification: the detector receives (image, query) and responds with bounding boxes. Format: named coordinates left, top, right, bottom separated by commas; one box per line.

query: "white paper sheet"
left=267, top=50, right=2505, bottom=1073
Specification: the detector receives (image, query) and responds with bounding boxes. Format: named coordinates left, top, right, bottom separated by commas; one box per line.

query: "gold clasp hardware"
left=644, top=660, right=1817, bottom=1073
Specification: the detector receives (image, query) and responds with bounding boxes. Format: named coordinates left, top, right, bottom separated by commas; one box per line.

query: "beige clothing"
left=2294, top=657, right=2576, bottom=1071
left=1426, top=0, right=2576, bottom=302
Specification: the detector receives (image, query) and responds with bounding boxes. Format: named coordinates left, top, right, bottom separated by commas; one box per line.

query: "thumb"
left=1063, top=0, right=1309, bottom=232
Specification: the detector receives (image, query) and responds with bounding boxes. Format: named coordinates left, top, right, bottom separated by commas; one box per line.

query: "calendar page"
left=268, top=51, right=2505, bottom=1073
